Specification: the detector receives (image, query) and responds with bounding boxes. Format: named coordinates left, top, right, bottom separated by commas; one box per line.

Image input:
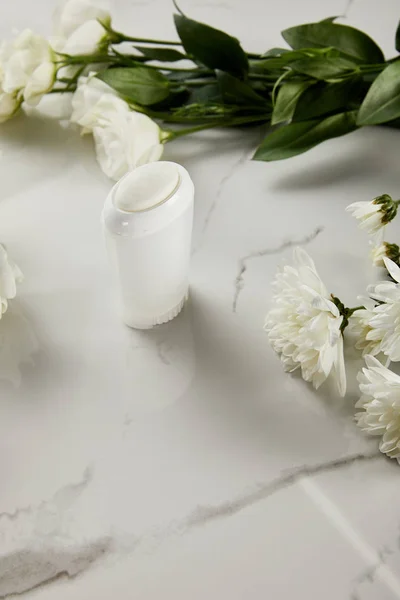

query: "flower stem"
left=138, top=63, right=211, bottom=74
left=108, top=28, right=183, bottom=47
left=48, top=86, right=77, bottom=93
left=248, top=72, right=282, bottom=81
left=135, top=63, right=198, bottom=74
left=331, top=296, right=365, bottom=332
left=57, top=53, right=117, bottom=64
left=164, top=114, right=269, bottom=140
left=347, top=305, right=365, bottom=316
left=178, top=79, right=216, bottom=87
left=103, top=23, right=261, bottom=58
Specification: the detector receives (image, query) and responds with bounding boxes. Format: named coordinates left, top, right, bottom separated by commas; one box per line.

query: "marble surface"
left=1, top=0, right=400, bottom=598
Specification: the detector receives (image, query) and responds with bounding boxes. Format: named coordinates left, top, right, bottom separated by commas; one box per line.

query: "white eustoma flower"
left=0, top=90, right=21, bottom=123
left=355, top=355, right=400, bottom=459
left=53, top=0, right=111, bottom=56
left=265, top=247, right=346, bottom=396
left=54, top=0, right=111, bottom=39
left=0, top=244, right=23, bottom=317
left=24, top=62, right=56, bottom=106
left=71, top=74, right=163, bottom=180
left=71, top=74, right=127, bottom=133
left=93, top=109, right=164, bottom=181
left=0, top=44, right=22, bottom=122
left=358, top=257, right=400, bottom=362
left=1, top=30, right=55, bottom=106
left=61, top=20, right=108, bottom=55
left=346, top=194, right=398, bottom=235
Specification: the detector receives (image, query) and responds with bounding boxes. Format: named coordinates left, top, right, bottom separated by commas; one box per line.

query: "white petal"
left=364, top=354, right=384, bottom=369
left=54, top=0, right=111, bottom=39
left=334, top=334, right=346, bottom=397
left=23, top=61, right=55, bottom=106
left=0, top=92, right=20, bottom=123
left=383, top=257, right=400, bottom=283
left=293, top=247, right=316, bottom=270
left=62, top=20, right=107, bottom=55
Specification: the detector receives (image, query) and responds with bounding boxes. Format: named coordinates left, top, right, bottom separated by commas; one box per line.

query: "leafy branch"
left=55, top=11, right=400, bottom=160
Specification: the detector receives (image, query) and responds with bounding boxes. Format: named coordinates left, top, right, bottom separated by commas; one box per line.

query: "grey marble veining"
left=232, top=226, right=324, bottom=313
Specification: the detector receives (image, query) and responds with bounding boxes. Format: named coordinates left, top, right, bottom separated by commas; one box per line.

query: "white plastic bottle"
left=102, top=161, right=194, bottom=329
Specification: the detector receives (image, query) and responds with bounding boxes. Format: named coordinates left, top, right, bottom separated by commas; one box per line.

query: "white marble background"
left=1, top=0, right=400, bottom=598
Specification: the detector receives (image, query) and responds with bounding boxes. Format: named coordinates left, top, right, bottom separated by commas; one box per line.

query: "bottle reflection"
left=0, top=305, right=38, bottom=386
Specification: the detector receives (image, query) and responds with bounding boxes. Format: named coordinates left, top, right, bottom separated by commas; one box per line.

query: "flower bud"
left=347, top=194, right=398, bottom=235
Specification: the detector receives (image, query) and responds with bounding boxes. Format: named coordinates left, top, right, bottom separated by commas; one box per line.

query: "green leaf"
left=134, top=46, right=187, bottom=62
left=97, top=67, right=170, bottom=105
left=272, top=80, right=313, bottom=124
left=166, top=70, right=195, bottom=82
left=290, top=56, right=356, bottom=80
left=294, top=79, right=360, bottom=121
left=216, top=71, right=267, bottom=106
left=174, top=13, right=248, bottom=76
left=150, top=87, right=189, bottom=110
left=188, top=83, right=222, bottom=104
left=260, top=47, right=290, bottom=58
left=396, top=20, right=400, bottom=52
left=320, top=16, right=339, bottom=23
left=253, top=111, right=358, bottom=161
left=357, top=61, right=400, bottom=125
left=251, top=48, right=331, bottom=72
left=282, top=22, right=384, bottom=63
left=250, top=58, right=289, bottom=71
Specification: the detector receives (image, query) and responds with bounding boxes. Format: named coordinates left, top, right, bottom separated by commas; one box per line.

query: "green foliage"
left=357, top=61, right=400, bottom=125
left=282, top=21, right=384, bottom=63
left=254, top=111, right=358, bottom=161
left=62, top=9, right=400, bottom=161
left=272, top=81, right=313, bottom=124
left=216, top=71, right=268, bottom=106
left=98, top=68, right=170, bottom=105
left=289, top=56, right=357, bottom=80
left=174, top=13, right=248, bottom=76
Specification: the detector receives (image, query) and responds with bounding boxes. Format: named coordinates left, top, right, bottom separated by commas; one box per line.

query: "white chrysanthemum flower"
left=346, top=194, right=398, bottom=235
left=0, top=244, right=23, bottom=316
left=360, top=257, right=400, bottom=362
left=370, top=241, right=400, bottom=270
left=356, top=355, right=400, bottom=459
left=370, top=242, right=387, bottom=267
left=347, top=297, right=383, bottom=357
left=265, top=247, right=346, bottom=396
